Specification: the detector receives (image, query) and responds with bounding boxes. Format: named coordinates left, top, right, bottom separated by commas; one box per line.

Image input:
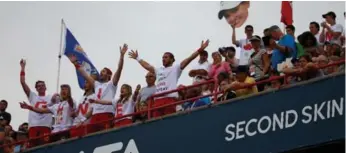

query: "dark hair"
left=286, top=25, right=295, bottom=32
left=35, top=80, right=45, bottom=88
left=298, top=31, right=317, bottom=47
left=199, top=50, right=208, bottom=57
left=299, top=54, right=313, bottom=62
left=164, top=52, right=175, bottom=63
left=217, top=72, right=230, bottom=84
left=21, top=122, right=28, bottom=126
left=309, top=21, right=320, bottom=31
left=0, top=100, right=7, bottom=105
left=263, top=28, right=270, bottom=33
left=245, top=25, right=253, bottom=30
left=262, top=36, right=272, bottom=47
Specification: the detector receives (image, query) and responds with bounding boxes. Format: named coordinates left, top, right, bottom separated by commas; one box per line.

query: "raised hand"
left=19, top=101, right=31, bottom=110
left=200, top=39, right=210, bottom=50
left=128, top=50, right=139, bottom=60
left=135, top=84, right=141, bottom=91
left=120, top=44, right=128, bottom=55
left=68, top=54, right=77, bottom=63
left=20, top=59, right=26, bottom=69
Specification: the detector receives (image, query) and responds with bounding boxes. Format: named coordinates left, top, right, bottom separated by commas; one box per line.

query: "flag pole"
left=56, top=19, right=65, bottom=93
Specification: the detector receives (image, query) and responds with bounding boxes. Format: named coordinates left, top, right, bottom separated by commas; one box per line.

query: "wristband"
left=20, top=71, right=25, bottom=76
left=136, top=57, right=142, bottom=62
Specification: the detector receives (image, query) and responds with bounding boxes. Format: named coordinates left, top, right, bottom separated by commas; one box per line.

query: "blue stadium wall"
left=27, top=73, right=345, bottom=153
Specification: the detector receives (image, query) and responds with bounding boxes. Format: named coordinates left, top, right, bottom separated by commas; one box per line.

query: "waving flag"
left=281, top=1, right=293, bottom=26
left=64, top=27, right=99, bottom=89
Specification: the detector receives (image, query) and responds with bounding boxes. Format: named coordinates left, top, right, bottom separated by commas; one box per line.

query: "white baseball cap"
left=218, top=1, right=242, bottom=19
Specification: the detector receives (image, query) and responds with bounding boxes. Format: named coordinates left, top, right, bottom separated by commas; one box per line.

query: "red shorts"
left=70, top=125, right=87, bottom=138
left=27, top=126, right=51, bottom=148
left=88, top=113, right=114, bottom=133
left=151, top=97, right=177, bottom=118
left=114, top=119, right=132, bottom=128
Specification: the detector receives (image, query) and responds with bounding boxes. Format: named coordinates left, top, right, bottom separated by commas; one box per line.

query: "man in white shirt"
left=20, top=84, right=76, bottom=142
left=128, top=40, right=209, bottom=117
left=188, top=50, right=211, bottom=83
left=232, top=24, right=254, bottom=66
left=19, top=59, right=54, bottom=148
left=320, top=11, right=344, bottom=46
left=67, top=44, right=128, bottom=133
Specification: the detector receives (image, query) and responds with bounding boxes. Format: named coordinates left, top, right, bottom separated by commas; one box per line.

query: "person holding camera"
left=219, top=46, right=239, bottom=70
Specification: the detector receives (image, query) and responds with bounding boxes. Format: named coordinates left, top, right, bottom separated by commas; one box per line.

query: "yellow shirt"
left=235, top=77, right=258, bottom=97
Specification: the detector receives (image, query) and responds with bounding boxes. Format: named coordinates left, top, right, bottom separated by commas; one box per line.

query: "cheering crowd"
left=0, top=9, right=345, bottom=153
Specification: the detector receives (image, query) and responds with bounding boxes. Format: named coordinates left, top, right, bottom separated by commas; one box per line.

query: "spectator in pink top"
left=208, top=52, right=232, bottom=81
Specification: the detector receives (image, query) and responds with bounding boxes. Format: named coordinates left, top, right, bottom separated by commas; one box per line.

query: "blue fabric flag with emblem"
left=64, top=27, right=99, bottom=89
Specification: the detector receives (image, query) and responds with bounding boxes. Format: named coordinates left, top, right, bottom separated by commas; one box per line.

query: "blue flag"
left=64, top=28, right=99, bottom=89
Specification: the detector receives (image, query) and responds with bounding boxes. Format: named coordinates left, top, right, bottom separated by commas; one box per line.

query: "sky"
left=0, top=1, right=344, bottom=129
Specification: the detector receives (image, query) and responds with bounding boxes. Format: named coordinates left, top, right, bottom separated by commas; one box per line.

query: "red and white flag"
left=281, top=1, right=293, bottom=26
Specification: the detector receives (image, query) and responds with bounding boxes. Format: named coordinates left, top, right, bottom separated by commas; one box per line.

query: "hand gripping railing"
left=1, top=59, right=344, bottom=150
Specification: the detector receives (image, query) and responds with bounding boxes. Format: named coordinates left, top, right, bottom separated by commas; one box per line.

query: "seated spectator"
left=217, top=72, right=237, bottom=101
left=265, top=75, right=284, bottom=90
left=282, top=54, right=323, bottom=82
left=14, top=131, right=28, bottom=153
left=209, top=52, right=232, bottom=81
left=4, top=125, right=12, bottom=137
left=298, top=31, right=323, bottom=57
left=133, top=101, right=148, bottom=123
left=3, top=137, right=15, bottom=153
left=327, top=56, right=341, bottom=74
left=269, top=25, right=297, bottom=71
left=316, top=55, right=329, bottom=75
left=219, top=46, right=239, bottom=69
left=189, top=50, right=211, bottom=83
left=18, top=122, right=28, bottom=133
left=225, top=66, right=258, bottom=97
left=0, top=100, right=11, bottom=126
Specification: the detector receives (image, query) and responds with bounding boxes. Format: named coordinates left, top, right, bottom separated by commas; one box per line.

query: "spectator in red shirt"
left=128, top=40, right=209, bottom=117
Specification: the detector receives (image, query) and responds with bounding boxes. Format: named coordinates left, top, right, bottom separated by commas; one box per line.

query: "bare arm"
left=180, top=40, right=210, bottom=70
left=19, top=102, right=52, bottom=114
left=129, top=50, right=155, bottom=73
left=90, top=99, right=112, bottom=105
left=68, top=55, right=95, bottom=85
left=189, top=69, right=208, bottom=77
left=112, top=44, right=128, bottom=86
left=319, top=28, right=326, bottom=43
left=232, top=26, right=240, bottom=47
left=262, top=53, right=271, bottom=74
left=19, top=59, right=31, bottom=98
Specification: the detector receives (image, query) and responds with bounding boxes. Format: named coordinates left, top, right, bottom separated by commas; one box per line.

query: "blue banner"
left=28, top=74, right=345, bottom=153
left=64, top=28, right=99, bottom=89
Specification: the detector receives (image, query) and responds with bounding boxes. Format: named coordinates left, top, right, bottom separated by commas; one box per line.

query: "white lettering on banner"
left=78, top=139, right=139, bottom=153
left=224, top=97, right=344, bottom=142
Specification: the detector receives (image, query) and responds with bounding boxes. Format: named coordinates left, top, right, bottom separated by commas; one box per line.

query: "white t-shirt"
left=92, top=81, right=117, bottom=115
left=191, top=61, right=211, bottom=83
left=155, top=64, right=182, bottom=98
left=73, top=94, right=95, bottom=126
left=28, top=91, right=53, bottom=128
left=48, top=100, right=76, bottom=133
left=236, top=38, right=254, bottom=66
left=112, top=96, right=136, bottom=121
left=315, top=33, right=323, bottom=45
left=330, top=24, right=344, bottom=45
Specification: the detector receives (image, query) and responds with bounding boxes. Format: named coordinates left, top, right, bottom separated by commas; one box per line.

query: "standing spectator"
left=137, top=72, right=156, bottom=106
left=309, top=21, right=323, bottom=45
left=69, top=80, right=95, bottom=138
left=128, top=40, right=209, bottom=117
left=19, top=59, right=53, bottom=148
left=20, top=84, right=76, bottom=142
left=219, top=46, right=239, bottom=69
left=0, top=100, right=11, bottom=127
left=226, top=65, right=258, bottom=97
left=90, top=84, right=140, bottom=127
left=263, top=28, right=271, bottom=37
left=262, top=35, right=274, bottom=57
left=68, top=44, right=128, bottom=133
left=209, top=52, right=232, bottom=81
left=188, top=50, right=211, bottom=83
left=269, top=25, right=297, bottom=70
left=320, top=11, right=344, bottom=46
left=285, top=25, right=296, bottom=38
left=232, top=25, right=254, bottom=66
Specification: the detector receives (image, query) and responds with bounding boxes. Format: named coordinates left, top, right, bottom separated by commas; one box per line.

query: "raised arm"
left=19, top=102, right=51, bottom=114
left=112, top=44, right=128, bottom=86
left=180, top=40, right=209, bottom=70
left=232, top=25, right=240, bottom=47
left=132, top=84, right=141, bottom=102
left=19, top=59, right=31, bottom=98
left=68, top=54, right=95, bottom=85
left=129, top=50, right=155, bottom=73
